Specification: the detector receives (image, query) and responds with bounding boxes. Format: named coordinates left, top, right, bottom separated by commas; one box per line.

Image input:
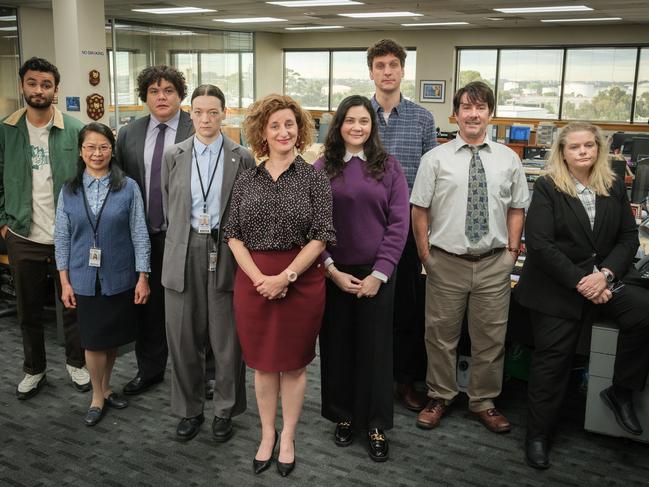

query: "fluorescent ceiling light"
left=401, top=22, right=469, bottom=26
left=0, top=15, right=17, bottom=21
left=494, top=5, right=592, bottom=14
left=285, top=25, right=344, bottom=30
left=132, top=7, right=215, bottom=14
left=339, top=11, right=422, bottom=18
left=214, top=17, right=287, bottom=23
left=0, top=26, right=17, bottom=31
left=540, top=17, right=622, bottom=22
left=268, top=0, right=362, bottom=6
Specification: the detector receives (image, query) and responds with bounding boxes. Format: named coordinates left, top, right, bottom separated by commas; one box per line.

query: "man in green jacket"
left=0, top=57, right=90, bottom=399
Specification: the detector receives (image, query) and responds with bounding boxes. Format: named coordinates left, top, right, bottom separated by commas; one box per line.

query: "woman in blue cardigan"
left=54, top=122, right=151, bottom=426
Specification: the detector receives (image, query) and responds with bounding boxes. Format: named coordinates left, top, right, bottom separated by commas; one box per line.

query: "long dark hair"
left=323, top=95, right=388, bottom=181
left=67, top=122, right=125, bottom=194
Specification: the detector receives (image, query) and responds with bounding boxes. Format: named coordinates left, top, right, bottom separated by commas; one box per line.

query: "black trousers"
left=527, top=283, right=649, bottom=439
left=320, top=264, right=395, bottom=430
left=5, top=231, right=83, bottom=374
left=134, top=232, right=168, bottom=380
left=392, top=225, right=427, bottom=384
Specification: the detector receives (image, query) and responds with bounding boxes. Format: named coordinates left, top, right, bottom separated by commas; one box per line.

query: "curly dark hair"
left=323, top=95, right=388, bottom=181
left=137, top=65, right=187, bottom=103
left=67, top=122, right=125, bottom=194
left=19, top=57, right=60, bottom=86
left=453, top=81, right=495, bottom=115
left=367, top=38, right=407, bottom=69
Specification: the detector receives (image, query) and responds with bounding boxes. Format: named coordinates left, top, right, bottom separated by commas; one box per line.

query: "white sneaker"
left=66, top=365, right=91, bottom=392
left=16, top=372, right=47, bottom=399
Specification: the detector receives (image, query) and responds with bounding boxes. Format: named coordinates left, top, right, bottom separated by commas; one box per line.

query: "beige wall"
left=254, top=32, right=283, bottom=98
left=261, top=24, right=649, bottom=130
left=18, top=7, right=55, bottom=62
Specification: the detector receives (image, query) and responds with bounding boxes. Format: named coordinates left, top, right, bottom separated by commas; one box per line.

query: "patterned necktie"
left=465, top=144, right=489, bottom=244
left=148, top=123, right=167, bottom=231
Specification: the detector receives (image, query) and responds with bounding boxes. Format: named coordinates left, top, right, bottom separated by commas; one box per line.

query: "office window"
left=106, top=22, right=254, bottom=124
left=635, top=48, right=649, bottom=123
left=562, top=48, right=637, bottom=122
left=497, top=49, right=563, bottom=119
left=456, top=49, right=497, bottom=91
left=284, top=51, right=330, bottom=110
left=285, top=49, right=417, bottom=111
left=457, top=46, right=648, bottom=123
left=0, top=7, right=20, bottom=115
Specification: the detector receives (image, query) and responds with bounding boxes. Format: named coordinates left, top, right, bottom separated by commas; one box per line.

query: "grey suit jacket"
left=115, top=110, right=194, bottom=231
left=160, top=134, right=256, bottom=293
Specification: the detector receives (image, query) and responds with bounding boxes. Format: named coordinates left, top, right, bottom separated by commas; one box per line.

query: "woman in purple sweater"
left=314, top=95, right=409, bottom=462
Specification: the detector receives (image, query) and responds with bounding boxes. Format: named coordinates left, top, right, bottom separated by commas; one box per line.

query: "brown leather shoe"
left=473, top=408, right=511, bottom=433
left=395, top=383, right=428, bottom=411
left=416, top=398, right=447, bottom=429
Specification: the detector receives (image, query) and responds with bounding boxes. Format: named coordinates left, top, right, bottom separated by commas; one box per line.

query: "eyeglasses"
left=82, top=144, right=112, bottom=154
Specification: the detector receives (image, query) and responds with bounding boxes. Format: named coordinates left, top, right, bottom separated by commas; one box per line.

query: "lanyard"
left=193, top=136, right=224, bottom=213
left=81, top=181, right=110, bottom=247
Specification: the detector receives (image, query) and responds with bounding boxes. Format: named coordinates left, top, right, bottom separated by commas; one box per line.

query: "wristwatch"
left=601, top=268, right=615, bottom=284
left=285, top=269, right=297, bottom=283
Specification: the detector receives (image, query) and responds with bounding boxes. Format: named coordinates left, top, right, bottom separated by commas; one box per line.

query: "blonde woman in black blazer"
left=515, top=122, right=649, bottom=469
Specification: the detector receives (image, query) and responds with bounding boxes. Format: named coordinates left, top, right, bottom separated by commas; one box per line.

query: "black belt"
left=432, top=245, right=505, bottom=262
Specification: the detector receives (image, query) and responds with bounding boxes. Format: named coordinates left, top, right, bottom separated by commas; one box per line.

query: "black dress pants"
left=392, top=225, right=427, bottom=384
left=134, top=231, right=168, bottom=380
left=320, top=264, right=395, bottom=430
left=527, top=283, right=649, bottom=439
left=5, top=231, right=83, bottom=374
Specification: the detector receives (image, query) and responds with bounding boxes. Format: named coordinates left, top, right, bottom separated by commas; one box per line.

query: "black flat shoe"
left=525, top=438, right=550, bottom=469
left=123, top=374, right=164, bottom=395
left=253, top=430, right=278, bottom=474
left=334, top=421, right=353, bottom=447
left=367, top=428, right=389, bottom=462
left=600, top=386, right=643, bottom=435
left=176, top=413, right=204, bottom=441
left=104, top=392, right=128, bottom=409
left=276, top=440, right=295, bottom=477
left=84, top=406, right=105, bottom=426
left=212, top=416, right=233, bottom=442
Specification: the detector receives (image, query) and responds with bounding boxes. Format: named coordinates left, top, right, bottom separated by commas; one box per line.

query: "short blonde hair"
left=242, top=94, right=315, bottom=159
left=543, top=121, right=614, bottom=197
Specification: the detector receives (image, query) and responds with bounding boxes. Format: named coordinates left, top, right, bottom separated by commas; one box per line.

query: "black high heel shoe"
left=276, top=439, right=295, bottom=477
left=253, top=430, right=278, bottom=474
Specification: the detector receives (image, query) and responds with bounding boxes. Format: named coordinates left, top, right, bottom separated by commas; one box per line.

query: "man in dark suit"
left=115, top=66, right=194, bottom=395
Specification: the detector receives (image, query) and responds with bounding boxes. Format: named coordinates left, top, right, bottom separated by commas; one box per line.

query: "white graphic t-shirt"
left=25, top=117, right=56, bottom=244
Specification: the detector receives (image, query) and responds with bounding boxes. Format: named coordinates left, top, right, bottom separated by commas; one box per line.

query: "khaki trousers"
left=423, top=247, right=513, bottom=412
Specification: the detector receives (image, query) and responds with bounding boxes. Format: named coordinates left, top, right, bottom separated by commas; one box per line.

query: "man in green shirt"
left=0, top=57, right=90, bottom=399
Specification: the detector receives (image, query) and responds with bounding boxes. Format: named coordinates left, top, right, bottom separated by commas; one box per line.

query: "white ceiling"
left=5, top=0, right=649, bottom=33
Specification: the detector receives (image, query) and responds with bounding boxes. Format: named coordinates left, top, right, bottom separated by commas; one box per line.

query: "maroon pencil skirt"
left=234, top=248, right=325, bottom=372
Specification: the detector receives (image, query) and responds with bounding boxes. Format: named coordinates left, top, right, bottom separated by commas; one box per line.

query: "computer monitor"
left=610, top=132, right=636, bottom=154
left=631, top=136, right=649, bottom=165
left=509, top=126, right=531, bottom=143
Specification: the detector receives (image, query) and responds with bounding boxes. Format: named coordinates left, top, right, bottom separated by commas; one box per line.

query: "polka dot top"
left=223, top=155, right=336, bottom=251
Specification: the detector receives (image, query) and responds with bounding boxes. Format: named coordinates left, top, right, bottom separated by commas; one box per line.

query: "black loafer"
left=84, top=406, right=105, bottom=426
left=334, top=421, right=353, bottom=447
left=600, top=386, right=643, bottom=435
left=525, top=438, right=550, bottom=469
left=212, top=416, right=233, bottom=442
left=105, top=393, right=128, bottom=409
left=176, top=413, right=204, bottom=441
left=123, top=374, right=164, bottom=395
left=367, top=428, right=389, bottom=462
left=253, top=430, right=278, bottom=475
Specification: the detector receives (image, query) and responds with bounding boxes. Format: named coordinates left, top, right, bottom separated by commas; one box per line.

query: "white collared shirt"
left=410, top=134, right=530, bottom=254
left=343, top=150, right=366, bottom=163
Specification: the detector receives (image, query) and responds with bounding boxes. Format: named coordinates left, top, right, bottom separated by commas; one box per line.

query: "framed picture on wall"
left=420, top=80, right=445, bottom=103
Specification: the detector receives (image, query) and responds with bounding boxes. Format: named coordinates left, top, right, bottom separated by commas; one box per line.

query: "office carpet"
left=0, top=313, right=647, bottom=487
